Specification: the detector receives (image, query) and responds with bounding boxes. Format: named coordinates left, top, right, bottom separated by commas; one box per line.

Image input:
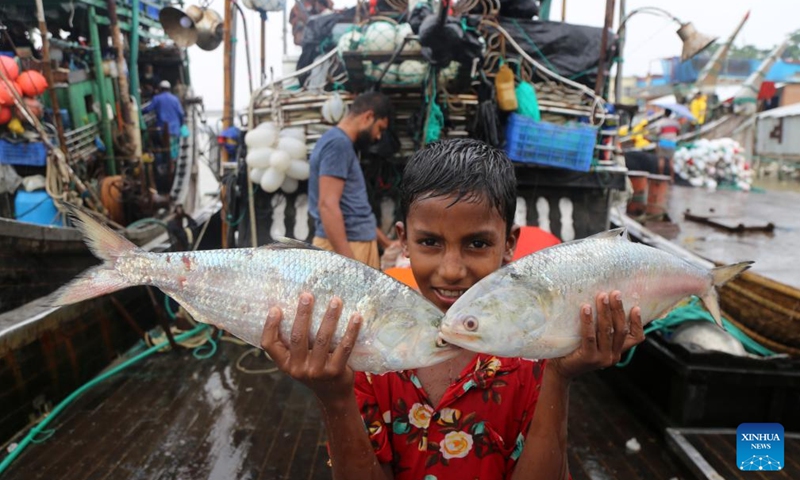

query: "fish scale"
left=52, top=208, right=459, bottom=373
left=439, top=228, right=752, bottom=360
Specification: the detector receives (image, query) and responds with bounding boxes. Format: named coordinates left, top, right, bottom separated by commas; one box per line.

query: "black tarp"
left=495, top=19, right=616, bottom=89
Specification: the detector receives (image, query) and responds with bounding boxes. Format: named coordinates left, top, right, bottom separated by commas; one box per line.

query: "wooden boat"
left=0, top=0, right=207, bottom=314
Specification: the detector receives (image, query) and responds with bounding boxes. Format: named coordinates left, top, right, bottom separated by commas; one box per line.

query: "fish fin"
left=585, top=227, right=627, bottom=241
left=260, top=237, right=323, bottom=251
left=49, top=265, right=129, bottom=306
left=63, top=202, right=141, bottom=261
left=699, top=289, right=724, bottom=328
left=711, top=261, right=753, bottom=286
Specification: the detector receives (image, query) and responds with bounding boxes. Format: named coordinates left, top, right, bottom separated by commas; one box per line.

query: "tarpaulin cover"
left=496, top=19, right=615, bottom=89
left=296, top=8, right=356, bottom=84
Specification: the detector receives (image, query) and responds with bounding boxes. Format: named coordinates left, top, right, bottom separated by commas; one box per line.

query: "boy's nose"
left=438, top=250, right=467, bottom=282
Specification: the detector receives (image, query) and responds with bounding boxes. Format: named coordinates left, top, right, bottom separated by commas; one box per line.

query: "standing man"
left=142, top=80, right=185, bottom=192
left=309, top=92, right=395, bottom=268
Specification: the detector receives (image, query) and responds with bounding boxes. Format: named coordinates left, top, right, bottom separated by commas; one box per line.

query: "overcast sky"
left=189, top=0, right=797, bottom=112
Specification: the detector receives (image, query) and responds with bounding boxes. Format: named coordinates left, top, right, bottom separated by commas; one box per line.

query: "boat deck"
left=665, top=185, right=800, bottom=289
left=2, top=341, right=694, bottom=480
left=666, top=428, right=800, bottom=479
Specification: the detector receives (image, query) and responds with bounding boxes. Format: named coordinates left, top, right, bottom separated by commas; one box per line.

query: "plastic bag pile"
left=673, top=138, right=753, bottom=191
left=245, top=122, right=310, bottom=194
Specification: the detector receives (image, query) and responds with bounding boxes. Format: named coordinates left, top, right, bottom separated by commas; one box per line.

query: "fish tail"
left=49, top=204, right=142, bottom=306
left=699, top=289, right=724, bottom=328
left=65, top=204, right=141, bottom=261
left=700, top=261, right=752, bottom=328
left=711, top=261, right=753, bottom=287
left=50, top=266, right=129, bottom=306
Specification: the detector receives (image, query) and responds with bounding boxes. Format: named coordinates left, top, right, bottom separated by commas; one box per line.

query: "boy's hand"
left=550, top=290, right=644, bottom=380
left=260, top=293, right=362, bottom=402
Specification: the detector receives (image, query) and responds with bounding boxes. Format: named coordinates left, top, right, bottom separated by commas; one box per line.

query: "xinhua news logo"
left=737, top=423, right=784, bottom=471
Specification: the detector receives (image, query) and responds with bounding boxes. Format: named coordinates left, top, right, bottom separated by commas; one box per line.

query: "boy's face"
left=396, top=195, right=519, bottom=313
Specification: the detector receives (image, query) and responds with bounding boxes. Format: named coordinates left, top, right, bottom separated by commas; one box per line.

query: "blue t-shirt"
left=142, top=92, right=185, bottom=137
left=309, top=127, right=376, bottom=242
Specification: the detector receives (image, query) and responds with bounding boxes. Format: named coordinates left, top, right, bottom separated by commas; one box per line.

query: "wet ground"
left=665, top=184, right=800, bottom=289
left=2, top=340, right=692, bottom=480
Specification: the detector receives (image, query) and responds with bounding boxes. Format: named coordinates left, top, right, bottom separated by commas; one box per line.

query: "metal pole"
left=594, top=0, right=616, bottom=97
left=283, top=2, right=288, bottom=56
left=34, top=0, right=68, bottom=155
left=107, top=0, right=143, bottom=161
left=88, top=6, right=117, bottom=174
left=221, top=0, right=233, bottom=248
left=260, top=11, right=267, bottom=84
left=130, top=0, right=142, bottom=118
left=614, top=0, right=626, bottom=103
left=561, top=0, right=567, bottom=22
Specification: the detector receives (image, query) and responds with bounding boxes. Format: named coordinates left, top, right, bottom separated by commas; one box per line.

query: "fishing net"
left=515, top=80, right=541, bottom=121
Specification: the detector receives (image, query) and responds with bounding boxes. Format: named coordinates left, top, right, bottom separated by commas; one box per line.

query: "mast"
left=732, top=35, right=790, bottom=116
left=34, top=0, right=68, bottom=155
left=107, top=0, right=143, bottom=163
left=694, top=10, right=750, bottom=94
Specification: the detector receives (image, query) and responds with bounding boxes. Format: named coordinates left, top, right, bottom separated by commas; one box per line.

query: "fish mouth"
left=438, top=325, right=478, bottom=348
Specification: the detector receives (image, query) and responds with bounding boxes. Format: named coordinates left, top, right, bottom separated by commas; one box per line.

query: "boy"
left=261, top=139, right=645, bottom=479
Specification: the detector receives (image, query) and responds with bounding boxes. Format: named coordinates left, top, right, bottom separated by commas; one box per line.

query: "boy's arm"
left=260, top=293, right=390, bottom=480
left=511, top=291, right=644, bottom=480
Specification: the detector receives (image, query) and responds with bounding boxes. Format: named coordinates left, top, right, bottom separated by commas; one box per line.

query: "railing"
left=64, top=122, right=100, bottom=162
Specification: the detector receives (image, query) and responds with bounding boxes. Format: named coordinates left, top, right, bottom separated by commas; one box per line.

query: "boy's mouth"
left=433, top=288, right=467, bottom=305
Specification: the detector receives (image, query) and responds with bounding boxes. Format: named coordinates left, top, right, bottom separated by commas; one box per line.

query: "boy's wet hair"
left=349, top=92, right=392, bottom=120
left=400, top=138, right=516, bottom=234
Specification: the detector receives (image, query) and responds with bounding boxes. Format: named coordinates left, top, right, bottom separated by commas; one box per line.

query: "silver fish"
left=439, top=228, right=752, bottom=360
left=52, top=207, right=459, bottom=373
left=670, top=321, right=748, bottom=357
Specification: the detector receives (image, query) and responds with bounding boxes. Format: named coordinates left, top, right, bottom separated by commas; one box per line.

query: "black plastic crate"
left=602, top=335, right=800, bottom=431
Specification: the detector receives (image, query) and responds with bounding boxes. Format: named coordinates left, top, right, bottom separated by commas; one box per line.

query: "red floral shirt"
left=354, top=355, right=548, bottom=480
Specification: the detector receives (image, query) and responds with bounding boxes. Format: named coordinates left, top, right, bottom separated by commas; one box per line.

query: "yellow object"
left=7, top=117, right=23, bottom=134
left=495, top=64, right=518, bottom=112
left=633, top=134, right=651, bottom=148
left=618, top=126, right=630, bottom=136
left=632, top=119, right=648, bottom=133
left=690, top=95, right=707, bottom=125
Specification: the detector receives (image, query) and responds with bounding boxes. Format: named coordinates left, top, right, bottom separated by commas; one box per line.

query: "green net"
left=516, top=81, right=541, bottom=121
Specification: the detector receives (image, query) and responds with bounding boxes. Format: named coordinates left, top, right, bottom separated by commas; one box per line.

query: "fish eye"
left=463, top=316, right=479, bottom=332
left=435, top=336, right=448, bottom=348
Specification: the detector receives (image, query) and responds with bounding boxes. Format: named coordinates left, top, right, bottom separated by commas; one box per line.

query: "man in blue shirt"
left=142, top=80, right=184, bottom=161
left=309, top=92, right=395, bottom=268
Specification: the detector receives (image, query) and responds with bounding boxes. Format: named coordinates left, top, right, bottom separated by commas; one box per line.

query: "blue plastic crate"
left=504, top=114, right=597, bottom=172
left=0, top=140, right=47, bottom=167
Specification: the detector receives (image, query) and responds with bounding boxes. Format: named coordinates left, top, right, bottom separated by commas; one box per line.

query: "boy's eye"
left=419, top=238, right=439, bottom=247
left=470, top=240, right=490, bottom=249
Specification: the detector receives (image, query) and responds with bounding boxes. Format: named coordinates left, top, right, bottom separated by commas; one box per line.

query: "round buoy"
left=0, top=106, right=11, bottom=124
left=17, top=71, right=48, bottom=96
left=21, top=97, right=43, bottom=119
left=0, top=56, right=19, bottom=81
left=0, top=81, right=20, bottom=106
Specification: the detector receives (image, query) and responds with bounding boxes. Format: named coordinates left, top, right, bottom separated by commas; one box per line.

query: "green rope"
left=616, top=296, right=778, bottom=367
left=30, top=429, right=56, bottom=444
left=192, top=330, right=219, bottom=360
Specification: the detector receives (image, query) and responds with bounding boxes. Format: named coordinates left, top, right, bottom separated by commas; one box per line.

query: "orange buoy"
left=20, top=97, right=43, bottom=119
left=16, top=70, right=48, bottom=96
left=0, top=56, right=19, bottom=81
left=0, top=106, right=11, bottom=124
left=0, top=80, right=20, bottom=106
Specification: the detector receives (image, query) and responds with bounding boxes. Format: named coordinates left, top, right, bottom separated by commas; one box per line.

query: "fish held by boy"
left=50, top=206, right=460, bottom=373
left=439, top=228, right=752, bottom=359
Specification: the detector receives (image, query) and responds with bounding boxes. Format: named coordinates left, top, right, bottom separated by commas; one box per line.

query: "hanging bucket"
left=646, top=174, right=672, bottom=216
left=626, top=171, right=649, bottom=216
